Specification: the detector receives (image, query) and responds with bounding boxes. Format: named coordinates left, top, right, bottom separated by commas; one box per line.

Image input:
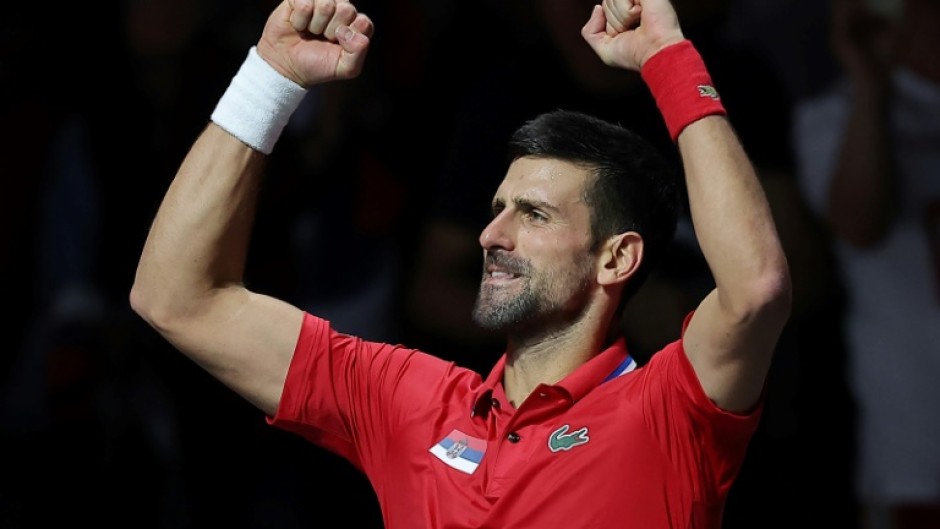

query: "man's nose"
left=479, top=211, right=515, bottom=251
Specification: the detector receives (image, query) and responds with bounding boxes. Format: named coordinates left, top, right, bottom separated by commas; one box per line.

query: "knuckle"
left=315, top=0, right=337, bottom=15
left=295, top=0, right=313, bottom=14
left=335, top=1, right=356, bottom=19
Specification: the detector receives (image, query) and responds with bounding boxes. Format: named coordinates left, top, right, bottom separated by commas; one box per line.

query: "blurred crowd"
left=2, top=0, right=937, bottom=527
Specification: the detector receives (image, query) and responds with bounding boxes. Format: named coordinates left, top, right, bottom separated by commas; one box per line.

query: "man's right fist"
left=257, top=0, right=374, bottom=88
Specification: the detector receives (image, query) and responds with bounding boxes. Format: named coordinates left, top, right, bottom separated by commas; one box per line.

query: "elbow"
left=129, top=279, right=166, bottom=332
left=764, top=266, right=793, bottom=322
left=750, top=260, right=793, bottom=326
left=129, top=277, right=187, bottom=335
left=724, top=258, right=793, bottom=327
left=129, top=280, right=152, bottom=321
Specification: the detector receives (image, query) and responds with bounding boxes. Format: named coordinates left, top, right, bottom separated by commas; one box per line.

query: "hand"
left=581, top=0, right=685, bottom=71
left=256, top=0, right=375, bottom=87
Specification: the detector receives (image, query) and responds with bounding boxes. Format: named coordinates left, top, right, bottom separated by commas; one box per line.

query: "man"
left=130, top=0, right=791, bottom=527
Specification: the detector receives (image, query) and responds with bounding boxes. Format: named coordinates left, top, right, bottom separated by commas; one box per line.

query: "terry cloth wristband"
left=641, top=40, right=727, bottom=142
left=210, top=46, right=308, bottom=154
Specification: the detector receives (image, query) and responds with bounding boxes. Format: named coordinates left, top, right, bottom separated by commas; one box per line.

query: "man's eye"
left=527, top=210, right=548, bottom=222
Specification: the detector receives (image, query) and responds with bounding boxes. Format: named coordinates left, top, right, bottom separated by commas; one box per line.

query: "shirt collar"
left=470, top=337, right=634, bottom=417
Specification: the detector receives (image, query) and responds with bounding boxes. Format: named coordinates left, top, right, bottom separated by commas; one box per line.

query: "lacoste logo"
left=548, top=424, right=589, bottom=453
left=697, top=85, right=720, bottom=99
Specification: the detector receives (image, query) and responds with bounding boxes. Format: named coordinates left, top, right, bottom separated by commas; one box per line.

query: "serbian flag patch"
left=429, top=429, right=487, bottom=474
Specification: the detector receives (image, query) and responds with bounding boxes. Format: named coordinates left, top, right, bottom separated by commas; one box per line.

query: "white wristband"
left=210, top=46, right=307, bottom=154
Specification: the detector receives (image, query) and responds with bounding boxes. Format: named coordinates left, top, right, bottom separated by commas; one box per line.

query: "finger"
left=324, top=1, right=357, bottom=40
left=335, top=24, right=371, bottom=76
left=289, top=0, right=314, bottom=32
left=582, top=4, right=607, bottom=40
left=603, top=0, right=630, bottom=31
left=350, top=12, right=375, bottom=39
left=336, top=20, right=372, bottom=54
left=309, top=0, right=337, bottom=35
left=606, top=0, right=643, bottom=33
left=631, top=0, right=674, bottom=18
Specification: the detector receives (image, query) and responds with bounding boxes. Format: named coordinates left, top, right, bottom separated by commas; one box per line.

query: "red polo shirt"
left=270, top=312, right=761, bottom=529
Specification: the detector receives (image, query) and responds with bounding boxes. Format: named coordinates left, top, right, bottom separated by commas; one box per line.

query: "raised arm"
left=583, top=0, right=791, bottom=412
left=129, top=0, right=374, bottom=416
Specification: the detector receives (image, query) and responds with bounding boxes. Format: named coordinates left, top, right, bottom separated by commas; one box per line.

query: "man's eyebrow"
left=490, top=197, right=560, bottom=214
left=513, top=197, right=559, bottom=212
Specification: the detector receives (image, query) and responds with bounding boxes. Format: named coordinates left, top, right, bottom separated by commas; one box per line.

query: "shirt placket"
left=485, top=384, right=570, bottom=496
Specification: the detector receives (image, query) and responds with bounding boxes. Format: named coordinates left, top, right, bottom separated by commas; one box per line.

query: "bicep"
left=160, top=286, right=305, bottom=417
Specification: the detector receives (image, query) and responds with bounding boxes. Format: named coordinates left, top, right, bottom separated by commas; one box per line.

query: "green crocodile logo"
left=548, top=424, right=590, bottom=453
left=697, top=85, right=720, bottom=100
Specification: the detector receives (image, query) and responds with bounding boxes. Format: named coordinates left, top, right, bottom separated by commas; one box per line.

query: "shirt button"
left=538, top=392, right=547, bottom=398
left=507, top=432, right=521, bottom=443
left=491, top=398, right=500, bottom=408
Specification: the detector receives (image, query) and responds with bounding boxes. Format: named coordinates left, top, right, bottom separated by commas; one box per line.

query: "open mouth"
left=483, top=251, right=527, bottom=285
left=484, top=267, right=522, bottom=285
left=488, top=271, right=517, bottom=280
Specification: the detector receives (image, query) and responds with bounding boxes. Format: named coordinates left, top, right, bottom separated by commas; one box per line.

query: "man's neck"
left=502, top=318, right=610, bottom=408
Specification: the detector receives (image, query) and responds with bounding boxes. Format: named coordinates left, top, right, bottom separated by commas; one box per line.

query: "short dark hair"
left=506, top=109, right=681, bottom=312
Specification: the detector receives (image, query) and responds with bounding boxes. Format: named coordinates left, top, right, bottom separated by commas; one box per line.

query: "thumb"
left=335, top=25, right=370, bottom=77
left=581, top=5, right=607, bottom=48
left=336, top=24, right=369, bottom=54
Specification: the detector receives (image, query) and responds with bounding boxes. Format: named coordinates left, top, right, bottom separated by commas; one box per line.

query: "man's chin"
left=472, top=302, right=507, bottom=330
left=472, top=304, right=531, bottom=333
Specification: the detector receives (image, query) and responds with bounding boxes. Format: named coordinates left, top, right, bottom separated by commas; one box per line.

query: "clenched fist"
left=582, top=0, right=685, bottom=71
left=256, top=0, right=375, bottom=87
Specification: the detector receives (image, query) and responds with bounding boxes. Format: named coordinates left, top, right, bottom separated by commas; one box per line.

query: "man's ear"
left=597, top=231, right=643, bottom=286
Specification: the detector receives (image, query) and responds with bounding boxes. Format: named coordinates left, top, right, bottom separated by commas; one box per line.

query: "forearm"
left=641, top=37, right=790, bottom=316
left=679, top=116, right=790, bottom=317
left=131, top=124, right=265, bottom=324
left=827, top=76, right=895, bottom=247
left=132, top=43, right=307, bottom=325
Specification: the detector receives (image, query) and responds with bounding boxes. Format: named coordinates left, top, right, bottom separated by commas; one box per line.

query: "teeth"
left=492, top=271, right=513, bottom=279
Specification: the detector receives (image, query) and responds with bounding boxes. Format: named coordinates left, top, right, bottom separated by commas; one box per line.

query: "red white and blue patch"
left=429, top=429, right=487, bottom=474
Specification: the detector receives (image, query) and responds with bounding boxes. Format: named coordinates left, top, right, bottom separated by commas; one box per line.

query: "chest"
left=372, top=387, right=702, bottom=529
